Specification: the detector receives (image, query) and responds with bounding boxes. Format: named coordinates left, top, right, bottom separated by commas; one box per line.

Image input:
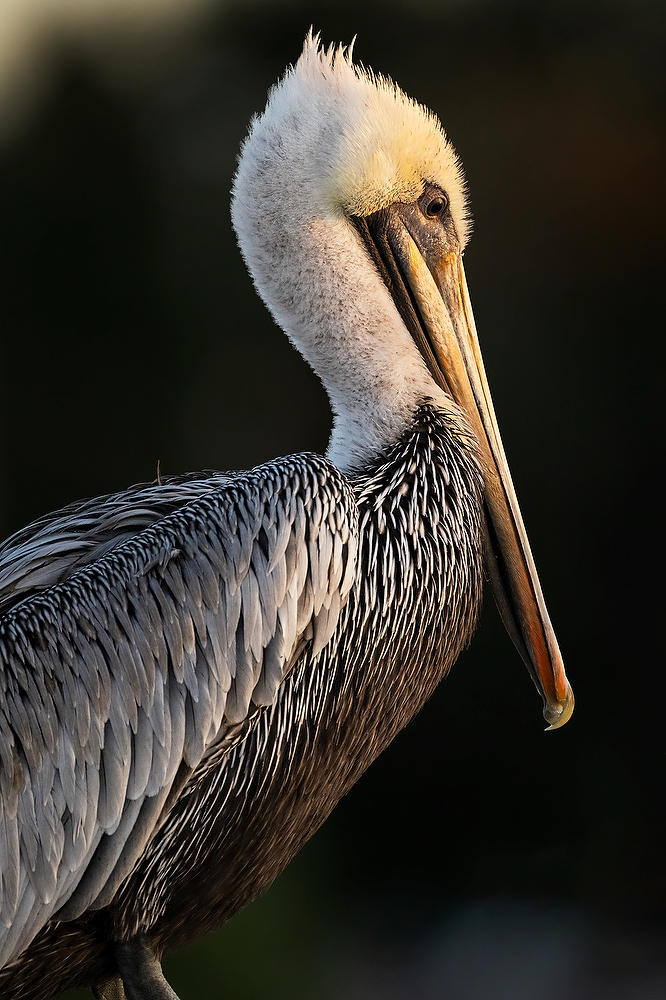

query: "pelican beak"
left=354, top=206, right=574, bottom=730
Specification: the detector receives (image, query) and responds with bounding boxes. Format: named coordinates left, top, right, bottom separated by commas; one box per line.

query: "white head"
left=231, top=32, right=469, bottom=471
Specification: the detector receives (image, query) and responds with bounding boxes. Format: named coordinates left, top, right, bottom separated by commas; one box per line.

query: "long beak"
left=355, top=210, right=573, bottom=730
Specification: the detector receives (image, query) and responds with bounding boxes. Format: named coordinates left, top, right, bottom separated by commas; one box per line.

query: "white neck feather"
left=233, top=207, right=441, bottom=472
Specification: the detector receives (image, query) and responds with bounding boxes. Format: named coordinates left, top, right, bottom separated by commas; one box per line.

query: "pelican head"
left=232, top=33, right=573, bottom=730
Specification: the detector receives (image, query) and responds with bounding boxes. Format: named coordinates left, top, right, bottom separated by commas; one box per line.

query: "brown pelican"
left=0, top=34, right=573, bottom=1000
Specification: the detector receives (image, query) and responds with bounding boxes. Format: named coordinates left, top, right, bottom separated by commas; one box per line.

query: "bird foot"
left=93, top=937, right=180, bottom=1000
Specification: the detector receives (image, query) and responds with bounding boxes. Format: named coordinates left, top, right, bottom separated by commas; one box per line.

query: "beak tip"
left=543, top=681, right=575, bottom=731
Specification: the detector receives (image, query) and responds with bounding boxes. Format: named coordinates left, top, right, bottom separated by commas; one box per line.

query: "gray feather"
left=0, top=456, right=357, bottom=967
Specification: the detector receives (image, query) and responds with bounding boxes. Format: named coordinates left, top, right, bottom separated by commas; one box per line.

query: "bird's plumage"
left=0, top=477, right=232, bottom=614
left=0, top=454, right=357, bottom=971
left=0, top=407, right=483, bottom=997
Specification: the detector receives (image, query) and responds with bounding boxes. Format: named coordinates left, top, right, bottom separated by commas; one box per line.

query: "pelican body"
left=0, top=37, right=573, bottom=999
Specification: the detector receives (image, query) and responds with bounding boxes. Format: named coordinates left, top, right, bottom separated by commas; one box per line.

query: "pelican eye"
left=418, top=186, right=449, bottom=221
left=424, top=195, right=447, bottom=218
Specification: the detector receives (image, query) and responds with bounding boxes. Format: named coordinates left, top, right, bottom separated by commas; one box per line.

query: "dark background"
left=1, top=1, right=664, bottom=997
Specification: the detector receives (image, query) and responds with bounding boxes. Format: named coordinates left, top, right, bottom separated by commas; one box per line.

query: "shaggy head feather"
left=243, top=32, right=469, bottom=240
left=300, top=34, right=469, bottom=241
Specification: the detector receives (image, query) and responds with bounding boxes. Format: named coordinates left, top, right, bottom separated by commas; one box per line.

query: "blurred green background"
left=1, top=0, right=664, bottom=997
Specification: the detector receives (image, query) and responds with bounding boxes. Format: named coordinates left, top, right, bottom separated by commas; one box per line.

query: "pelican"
left=0, top=35, right=573, bottom=1000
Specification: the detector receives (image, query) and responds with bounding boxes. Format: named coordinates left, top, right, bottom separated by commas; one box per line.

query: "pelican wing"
left=0, top=474, right=233, bottom=615
left=0, top=455, right=357, bottom=968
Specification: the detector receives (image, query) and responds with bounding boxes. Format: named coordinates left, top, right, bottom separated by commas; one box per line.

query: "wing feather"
left=0, top=456, right=357, bottom=968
